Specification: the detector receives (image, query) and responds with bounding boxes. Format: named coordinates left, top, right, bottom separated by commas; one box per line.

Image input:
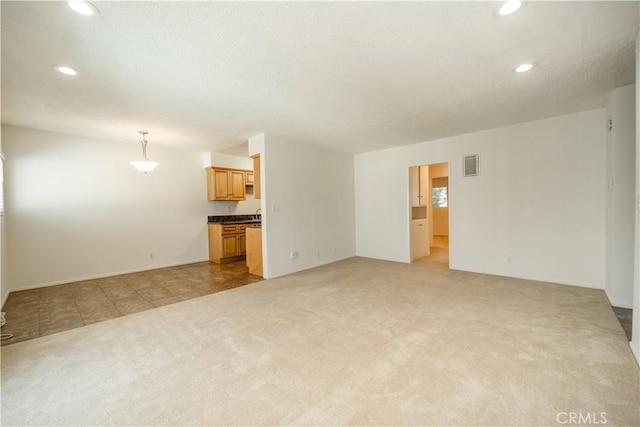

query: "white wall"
left=631, top=27, right=640, bottom=365
left=253, top=133, right=355, bottom=279
left=2, top=125, right=214, bottom=294
left=0, top=128, right=5, bottom=305
left=605, top=84, right=636, bottom=308
left=355, top=109, right=607, bottom=289
left=205, top=152, right=252, bottom=170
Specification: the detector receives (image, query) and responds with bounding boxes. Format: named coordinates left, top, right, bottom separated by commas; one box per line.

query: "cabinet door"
left=222, top=235, right=238, bottom=257
left=245, top=172, right=254, bottom=186
left=229, top=171, right=246, bottom=200
left=207, top=168, right=221, bottom=201
left=409, top=166, right=430, bottom=206
left=419, top=166, right=430, bottom=205
left=410, top=219, right=430, bottom=260
left=238, top=234, right=247, bottom=255
left=214, top=170, right=231, bottom=200
left=409, top=167, right=419, bottom=206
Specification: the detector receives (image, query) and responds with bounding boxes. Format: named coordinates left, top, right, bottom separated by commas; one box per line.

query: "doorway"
left=409, top=162, right=449, bottom=266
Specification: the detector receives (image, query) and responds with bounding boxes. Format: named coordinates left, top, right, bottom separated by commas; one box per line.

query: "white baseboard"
left=630, top=342, right=640, bottom=367
left=604, top=289, right=634, bottom=309
left=1, top=291, right=9, bottom=310
left=2, top=258, right=209, bottom=304
left=612, top=302, right=635, bottom=309
left=264, top=255, right=354, bottom=280
left=312, top=255, right=354, bottom=270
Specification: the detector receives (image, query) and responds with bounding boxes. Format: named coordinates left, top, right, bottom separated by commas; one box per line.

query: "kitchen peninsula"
left=245, top=224, right=263, bottom=277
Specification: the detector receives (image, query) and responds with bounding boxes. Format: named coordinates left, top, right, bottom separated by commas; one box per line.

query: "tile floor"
left=1, top=261, right=262, bottom=346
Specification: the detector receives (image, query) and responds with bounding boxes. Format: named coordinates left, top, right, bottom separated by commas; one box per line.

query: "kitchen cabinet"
left=409, top=166, right=429, bottom=207
left=238, top=233, right=247, bottom=254
left=209, top=223, right=247, bottom=264
left=245, top=172, right=254, bottom=187
left=411, top=219, right=430, bottom=260
left=207, top=167, right=246, bottom=201
left=409, top=165, right=430, bottom=261
left=252, top=154, right=261, bottom=199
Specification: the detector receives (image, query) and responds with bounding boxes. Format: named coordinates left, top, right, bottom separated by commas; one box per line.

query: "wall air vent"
left=463, top=154, right=479, bottom=177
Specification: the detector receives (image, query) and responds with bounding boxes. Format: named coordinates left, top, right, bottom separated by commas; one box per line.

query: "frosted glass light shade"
left=515, top=63, right=535, bottom=73
left=68, top=0, right=98, bottom=16
left=130, top=160, right=159, bottom=173
left=498, top=0, right=522, bottom=16
left=55, top=66, right=78, bottom=76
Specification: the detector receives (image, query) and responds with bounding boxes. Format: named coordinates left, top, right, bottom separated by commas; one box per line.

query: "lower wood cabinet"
left=209, top=223, right=247, bottom=264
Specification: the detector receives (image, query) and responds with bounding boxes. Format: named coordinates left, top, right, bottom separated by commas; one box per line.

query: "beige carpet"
left=1, top=257, right=638, bottom=426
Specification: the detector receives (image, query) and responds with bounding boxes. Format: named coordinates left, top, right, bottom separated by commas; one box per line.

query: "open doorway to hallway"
left=409, top=162, right=449, bottom=266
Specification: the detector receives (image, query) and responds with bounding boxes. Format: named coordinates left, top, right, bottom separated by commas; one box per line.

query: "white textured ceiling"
left=1, top=1, right=638, bottom=154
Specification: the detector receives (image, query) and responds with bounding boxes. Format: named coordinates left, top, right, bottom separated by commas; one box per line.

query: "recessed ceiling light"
left=498, top=1, right=523, bottom=16
left=55, top=66, right=78, bottom=76
left=67, top=0, right=98, bottom=16
left=514, top=63, right=536, bottom=73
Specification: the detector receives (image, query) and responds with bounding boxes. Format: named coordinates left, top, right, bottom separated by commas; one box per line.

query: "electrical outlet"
left=149, top=253, right=154, bottom=259
left=506, top=256, right=512, bottom=264
left=289, top=250, right=298, bottom=260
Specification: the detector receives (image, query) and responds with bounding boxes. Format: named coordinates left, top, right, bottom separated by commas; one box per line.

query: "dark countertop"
left=224, top=220, right=261, bottom=225
left=208, top=214, right=261, bottom=225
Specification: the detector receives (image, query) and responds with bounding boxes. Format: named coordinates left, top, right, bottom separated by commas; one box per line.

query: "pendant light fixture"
left=130, top=131, right=159, bottom=173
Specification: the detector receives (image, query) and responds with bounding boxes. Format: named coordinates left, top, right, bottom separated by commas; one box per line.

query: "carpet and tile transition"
left=1, top=257, right=638, bottom=426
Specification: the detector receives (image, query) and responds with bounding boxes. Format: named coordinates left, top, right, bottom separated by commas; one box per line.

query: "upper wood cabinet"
left=252, top=155, right=261, bottom=199
left=245, top=172, right=254, bottom=187
left=207, top=168, right=246, bottom=201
